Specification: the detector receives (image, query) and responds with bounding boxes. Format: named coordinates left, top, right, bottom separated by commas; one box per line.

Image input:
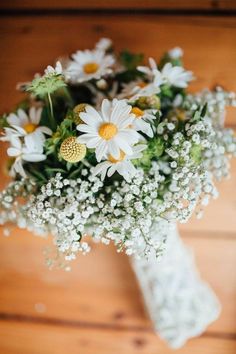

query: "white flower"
left=93, top=145, right=146, bottom=180
left=66, top=49, right=114, bottom=83
left=44, top=61, right=62, bottom=76
left=7, top=135, right=46, bottom=178
left=77, top=99, right=139, bottom=162
left=161, top=62, right=193, bottom=88
left=168, top=47, right=183, bottom=59
left=119, top=78, right=160, bottom=100
left=138, top=57, right=159, bottom=78
left=95, top=38, right=112, bottom=51
left=6, top=108, right=52, bottom=140
left=130, top=106, right=155, bottom=137
left=138, top=58, right=193, bottom=88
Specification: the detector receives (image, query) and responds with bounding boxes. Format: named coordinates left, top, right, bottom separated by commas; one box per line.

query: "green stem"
left=47, top=92, right=56, bottom=130
left=63, top=87, right=74, bottom=107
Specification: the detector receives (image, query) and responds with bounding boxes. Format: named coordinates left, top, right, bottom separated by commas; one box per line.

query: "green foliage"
left=159, top=53, right=183, bottom=70
left=190, top=144, right=202, bottom=165
left=133, top=137, right=165, bottom=170
left=120, top=50, right=144, bottom=70
left=115, top=50, right=145, bottom=84
left=45, top=117, right=75, bottom=156
left=0, top=114, right=9, bottom=129
left=27, top=75, right=66, bottom=98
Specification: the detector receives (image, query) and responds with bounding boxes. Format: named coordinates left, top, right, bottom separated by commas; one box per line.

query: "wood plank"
left=0, top=320, right=235, bottom=354
left=1, top=1, right=236, bottom=11
left=0, top=15, right=236, bottom=125
left=0, top=229, right=235, bottom=334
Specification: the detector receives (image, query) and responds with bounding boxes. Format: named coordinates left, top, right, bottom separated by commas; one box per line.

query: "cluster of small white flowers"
left=1, top=87, right=235, bottom=263
left=27, top=172, right=104, bottom=262
left=90, top=165, right=171, bottom=259
left=0, top=179, right=37, bottom=233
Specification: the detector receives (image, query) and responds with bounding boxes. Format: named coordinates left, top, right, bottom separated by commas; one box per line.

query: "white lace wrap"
left=131, top=224, right=220, bottom=348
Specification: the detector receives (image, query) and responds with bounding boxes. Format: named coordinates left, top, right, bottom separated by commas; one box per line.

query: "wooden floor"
left=0, top=2, right=236, bottom=353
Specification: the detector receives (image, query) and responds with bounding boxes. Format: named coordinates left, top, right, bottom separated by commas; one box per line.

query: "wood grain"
left=0, top=229, right=235, bottom=334
left=0, top=15, right=236, bottom=125
left=0, top=10, right=236, bottom=354
left=1, top=0, right=236, bottom=11
left=0, top=320, right=236, bottom=354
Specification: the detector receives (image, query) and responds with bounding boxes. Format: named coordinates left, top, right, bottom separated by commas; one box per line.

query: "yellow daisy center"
left=131, top=107, right=144, bottom=119
left=24, top=123, right=37, bottom=133
left=83, top=62, right=99, bottom=74
left=137, top=82, right=148, bottom=88
left=108, top=150, right=126, bottom=163
left=99, top=123, right=118, bottom=140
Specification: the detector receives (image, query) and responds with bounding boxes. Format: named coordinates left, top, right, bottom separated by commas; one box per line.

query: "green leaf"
left=190, top=144, right=202, bottom=165
left=120, top=50, right=144, bottom=70
left=201, top=103, right=208, bottom=117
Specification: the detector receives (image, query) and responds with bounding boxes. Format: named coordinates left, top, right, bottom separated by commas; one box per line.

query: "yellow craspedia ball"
left=73, top=103, right=88, bottom=125
left=60, top=137, right=86, bottom=163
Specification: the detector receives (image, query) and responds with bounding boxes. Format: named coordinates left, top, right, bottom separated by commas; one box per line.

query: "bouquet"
left=1, top=38, right=236, bottom=348
left=0, top=38, right=235, bottom=267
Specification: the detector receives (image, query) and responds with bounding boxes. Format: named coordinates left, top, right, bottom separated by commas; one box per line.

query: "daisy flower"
left=130, top=107, right=156, bottom=138
left=7, top=135, right=46, bottom=178
left=77, top=99, right=139, bottom=162
left=65, top=49, right=114, bottom=83
left=6, top=108, right=52, bottom=140
left=119, top=78, right=160, bottom=100
left=138, top=57, right=159, bottom=78
left=93, top=144, right=146, bottom=181
left=138, top=58, right=193, bottom=88
left=161, top=62, right=193, bottom=88
left=44, top=61, right=63, bottom=76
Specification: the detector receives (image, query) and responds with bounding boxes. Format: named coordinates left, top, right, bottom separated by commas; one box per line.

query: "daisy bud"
left=96, top=79, right=108, bottom=90
left=73, top=104, right=88, bottom=125
left=59, top=136, right=86, bottom=163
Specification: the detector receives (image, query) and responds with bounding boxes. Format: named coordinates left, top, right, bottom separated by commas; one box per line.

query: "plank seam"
left=0, top=312, right=235, bottom=341
left=0, top=9, right=236, bottom=17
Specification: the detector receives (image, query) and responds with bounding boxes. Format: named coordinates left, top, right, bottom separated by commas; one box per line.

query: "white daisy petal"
left=108, top=140, right=120, bottom=159
left=96, top=140, right=108, bottom=162
left=77, top=123, right=97, bottom=134
left=86, top=137, right=100, bottom=148
left=101, top=99, right=112, bottom=122
left=37, top=126, right=52, bottom=135
left=7, top=113, right=21, bottom=126
left=22, top=153, right=46, bottom=162
left=77, top=134, right=98, bottom=144
left=7, top=147, right=21, bottom=157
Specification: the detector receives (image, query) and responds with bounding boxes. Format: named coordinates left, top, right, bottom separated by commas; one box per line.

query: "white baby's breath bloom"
left=66, top=49, right=114, bottom=83
left=7, top=135, right=46, bottom=178
left=93, top=145, right=146, bottom=181
left=6, top=108, right=52, bottom=140
left=44, top=61, right=62, bottom=76
left=77, top=98, right=139, bottom=161
left=168, top=47, right=183, bottom=59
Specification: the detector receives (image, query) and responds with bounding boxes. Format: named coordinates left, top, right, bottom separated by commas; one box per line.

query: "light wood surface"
left=0, top=10, right=236, bottom=354
left=0, top=15, right=236, bottom=126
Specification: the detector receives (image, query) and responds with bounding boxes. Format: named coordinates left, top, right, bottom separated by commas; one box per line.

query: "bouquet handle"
left=131, top=225, right=220, bottom=348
